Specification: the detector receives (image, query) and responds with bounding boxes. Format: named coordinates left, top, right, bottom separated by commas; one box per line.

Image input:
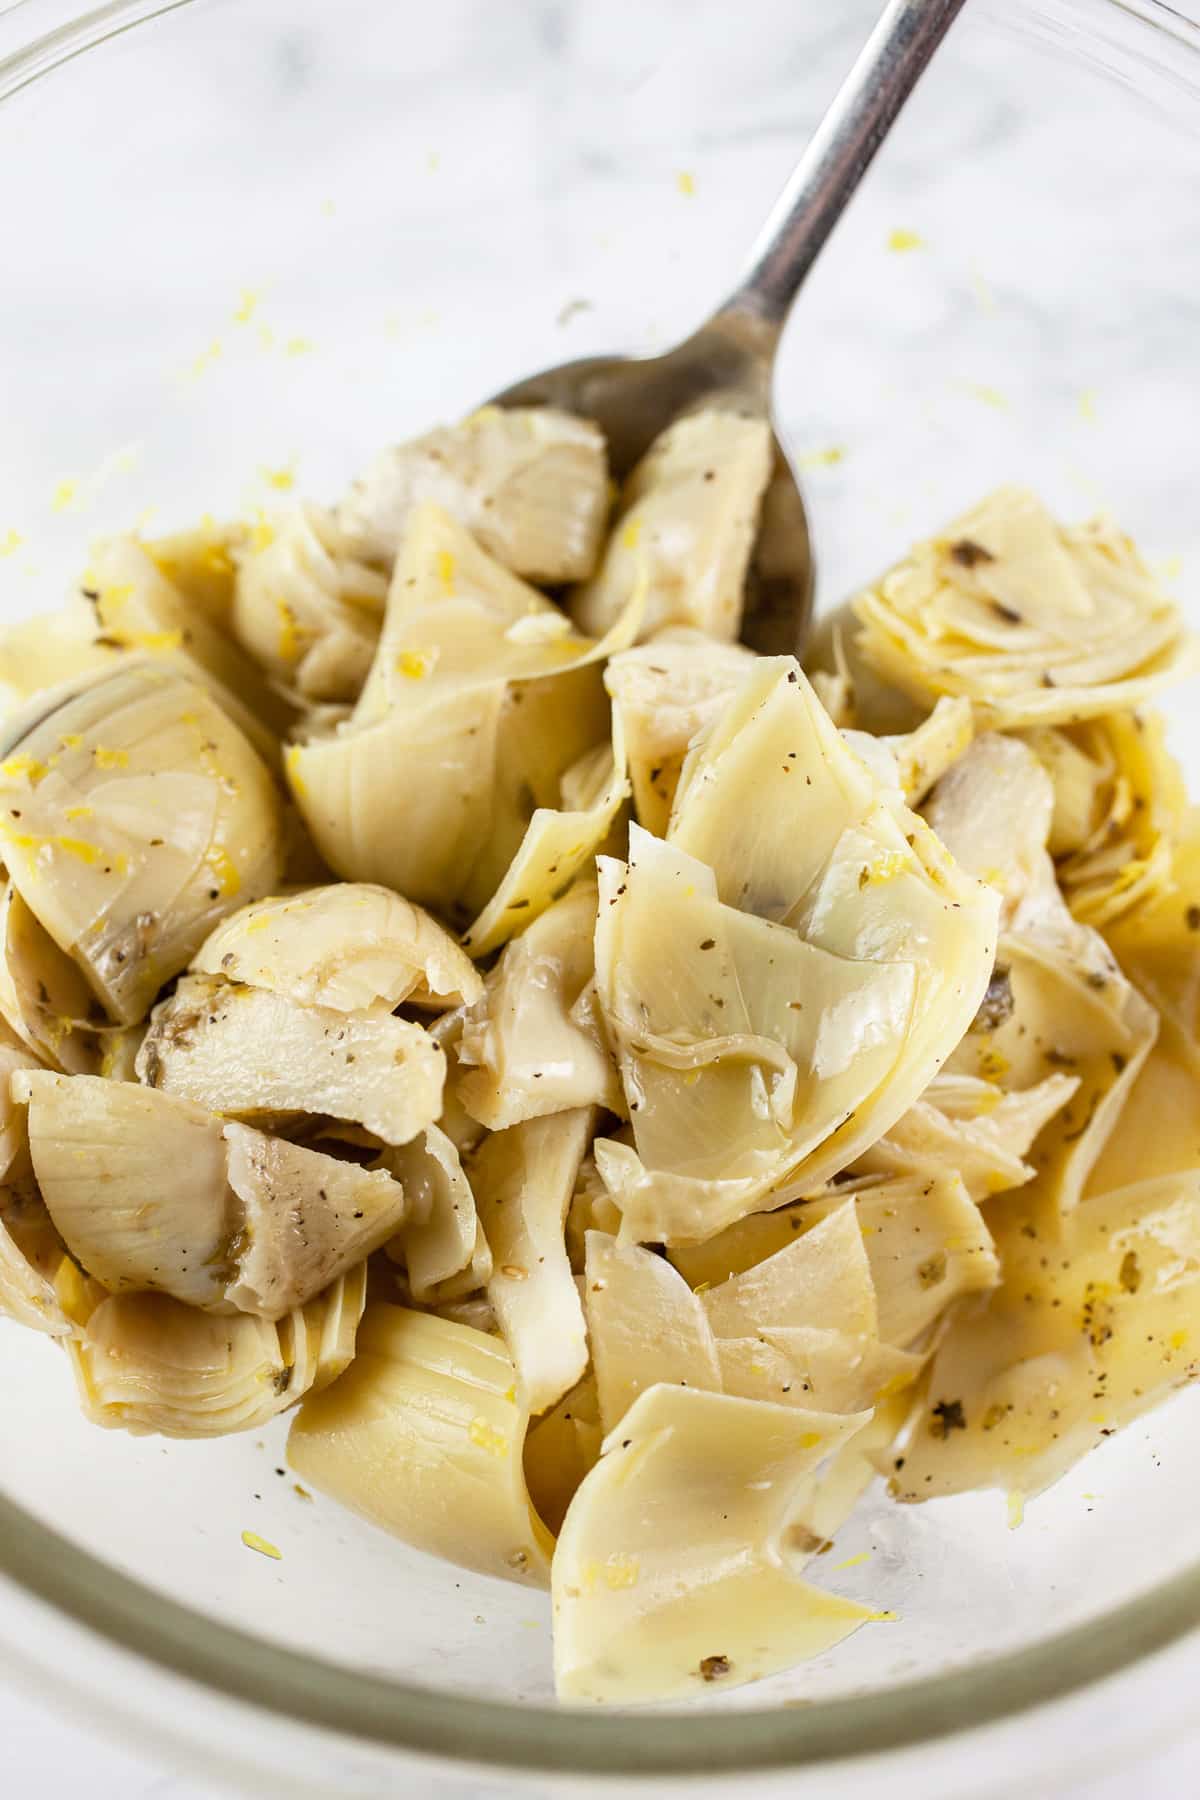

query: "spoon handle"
left=720, top=0, right=967, bottom=331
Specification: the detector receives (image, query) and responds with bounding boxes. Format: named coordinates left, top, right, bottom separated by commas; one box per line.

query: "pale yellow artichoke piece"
left=288, top=503, right=632, bottom=918
left=461, top=731, right=629, bottom=958
left=856, top=1070, right=1080, bottom=1200
left=424, top=1007, right=486, bottom=1161
left=805, top=1175, right=1000, bottom=1351
left=593, top=830, right=917, bottom=1242
left=604, top=631, right=757, bottom=835
left=672, top=1172, right=999, bottom=1354
left=83, top=536, right=294, bottom=756
left=852, top=487, right=1196, bottom=728
left=193, top=882, right=481, bottom=1012
left=0, top=664, right=284, bottom=1025
left=565, top=1150, right=625, bottom=1272
left=458, top=882, right=622, bottom=1132
left=0, top=1041, right=39, bottom=1176
left=0, top=1173, right=71, bottom=1337
left=222, top=1123, right=407, bottom=1317
left=67, top=1270, right=366, bottom=1439
left=141, top=518, right=244, bottom=632
left=138, top=974, right=444, bottom=1147
left=470, top=1109, right=593, bottom=1416
left=17, top=1070, right=232, bottom=1307
left=524, top=1372, right=602, bottom=1537
left=702, top=1202, right=878, bottom=1340
left=569, top=410, right=772, bottom=643
left=382, top=1124, right=484, bottom=1303
left=717, top=1330, right=921, bottom=1415
left=594, top=746, right=997, bottom=1242
left=311, top=1259, right=370, bottom=1390
left=284, top=683, right=506, bottom=910
left=354, top=502, right=627, bottom=728
left=552, top=1384, right=874, bottom=1704
left=924, top=733, right=1055, bottom=922
left=337, top=406, right=609, bottom=582
left=0, top=880, right=106, bottom=1074
left=231, top=504, right=387, bottom=703
left=946, top=930, right=1156, bottom=1214
left=0, top=603, right=121, bottom=711
left=881, top=695, right=975, bottom=804
left=1022, top=712, right=1187, bottom=927
left=289, top=1303, right=554, bottom=1584
left=893, top=1169, right=1200, bottom=1502
left=668, top=657, right=875, bottom=910
left=788, top=1391, right=914, bottom=1549
left=584, top=1232, right=722, bottom=1435
left=17, top=1071, right=406, bottom=1318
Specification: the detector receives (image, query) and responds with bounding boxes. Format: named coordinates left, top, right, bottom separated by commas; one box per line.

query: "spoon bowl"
left=491, top=0, right=966, bottom=657
left=491, top=307, right=811, bottom=655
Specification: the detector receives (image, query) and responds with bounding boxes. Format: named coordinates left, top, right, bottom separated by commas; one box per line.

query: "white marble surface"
left=5, top=0, right=1200, bottom=1794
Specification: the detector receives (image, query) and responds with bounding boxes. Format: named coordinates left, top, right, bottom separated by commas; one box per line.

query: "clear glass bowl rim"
left=3, top=0, right=1200, bottom=1778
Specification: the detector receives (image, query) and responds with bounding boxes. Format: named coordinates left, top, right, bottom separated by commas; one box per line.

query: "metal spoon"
left=491, top=0, right=967, bottom=656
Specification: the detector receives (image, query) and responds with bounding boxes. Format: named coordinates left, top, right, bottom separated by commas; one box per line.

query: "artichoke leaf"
left=461, top=725, right=630, bottom=959
left=382, top=1124, right=485, bottom=1303
left=336, top=406, right=608, bottom=583
left=0, top=880, right=106, bottom=1074
left=852, top=487, right=1196, bottom=728
left=231, top=504, right=387, bottom=703
left=458, top=882, right=622, bottom=1132
left=139, top=974, right=445, bottom=1147
left=67, top=1267, right=368, bottom=1439
left=0, top=663, right=284, bottom=1025
left=84, top=535, right=294, bottom=758
left=604, top=630, right=756, bottom=835
left=193, top=882, right=481, bottom=1013
left=289, top=1303, right=554, bottom=1584
left=552, top=1384, right=874, bottom=1704
left=584, top=1232, right=722, bottom=1436
left=469, top=1108, right=593, bottom=1416
left=16, top=1071, right=407, bottom=1318
left=569, top=410, right=772, bottom=644
left=892, top=1169, right=1200, bottom=1503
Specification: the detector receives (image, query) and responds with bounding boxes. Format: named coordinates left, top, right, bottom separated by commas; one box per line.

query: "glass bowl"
left=2, top=0, right=1200, bottom=1791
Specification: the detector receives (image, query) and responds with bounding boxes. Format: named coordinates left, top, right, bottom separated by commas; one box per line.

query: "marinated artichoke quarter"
left=1, top=404, right=1197, bottom=1710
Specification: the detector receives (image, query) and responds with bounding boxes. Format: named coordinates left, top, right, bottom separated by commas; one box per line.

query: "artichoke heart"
left=570, top=410, right=772, bottom=644
left=382, top=1123, right=489, bottom=1304
left=604, top=630, right=757, bottom=835
left=286, top=504, right=635, bottom=915
left=469, top=1108, right=594, bottom=1417
left=1020, top=711, right=1187, bottom=927
left=670, top=1171, right=999, bottom=1356
left=16, top=1072, right=407, bottom=1317
left=461, top=728, right=630, bottom=959
left=0, top=879, right=106, bottom=1074
left=592, top=659, right=998, bottom=1244
left=893, top=1168, right=1200, bottom=1502
left=552, top=1385, right=874, bottom=1704
left=336, top=405, right=609, bottom=583
left=584, top=1232, right=721, bottom=1436
left=83, top=535, right=295, bottom=758
left=0, top=1172, right=71, bottom=1338
left=857, top=1069, right=1080, bottom=1200
left=67, top=1266, right=368, bottom=1439
left=852, top=486, right=1195, bottom=727
left=458, top=881, right=622, bottom=1132
left=192, top=882, right=482, bottom=1012
left=0, top=664, right=284, bottom=1025
left=288, top=1303, right=554, bottom=1584
left=138, top=974, right=445, bottom=1148
left=231, top=504, right=388, bottom=703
